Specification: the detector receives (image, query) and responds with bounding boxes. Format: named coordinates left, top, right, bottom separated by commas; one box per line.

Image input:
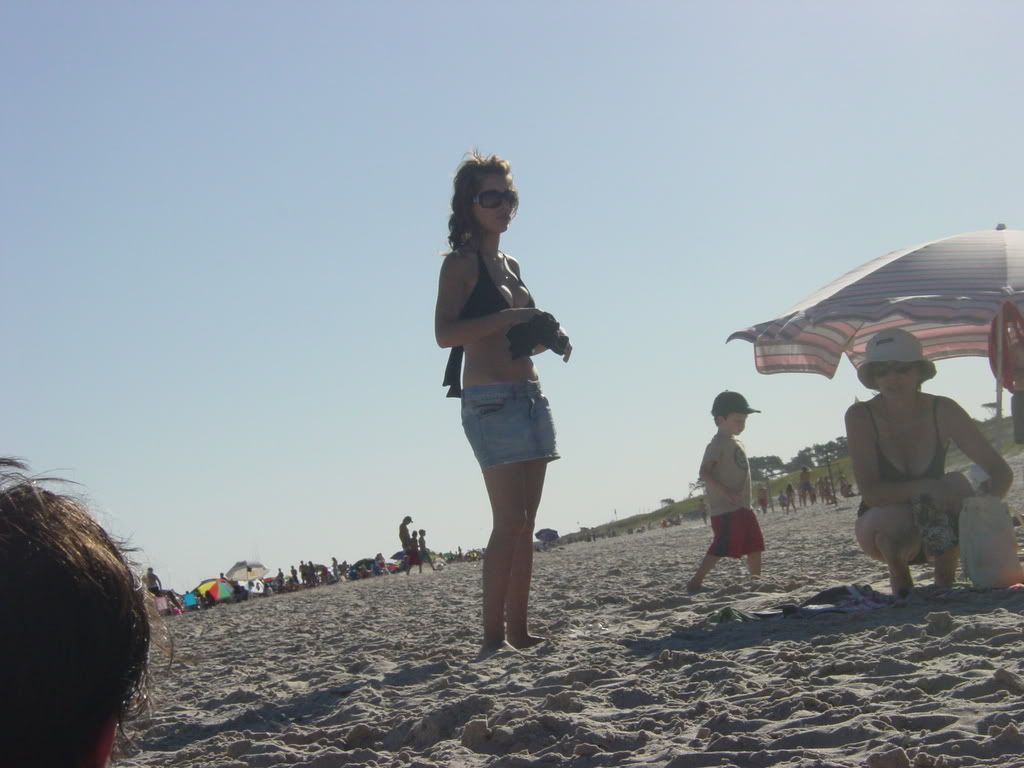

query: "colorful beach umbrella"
left=196, top=578, right=235, bottom=603
left=728, top=226, right=1024, bottom=378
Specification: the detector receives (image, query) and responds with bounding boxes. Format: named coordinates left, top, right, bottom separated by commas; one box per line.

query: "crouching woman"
left=846, top=329, right=1012, bottom=596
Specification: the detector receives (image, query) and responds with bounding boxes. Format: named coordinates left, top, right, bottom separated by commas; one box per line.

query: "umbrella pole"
left=997, top=303, right=1005, bottom=450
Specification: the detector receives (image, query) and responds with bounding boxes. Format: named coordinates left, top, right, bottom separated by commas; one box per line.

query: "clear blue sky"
left=4, top=2, right=1023, bottom=592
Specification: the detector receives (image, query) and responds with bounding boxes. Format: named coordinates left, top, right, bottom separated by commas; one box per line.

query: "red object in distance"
left=989, top=302, right=1024, bottom=392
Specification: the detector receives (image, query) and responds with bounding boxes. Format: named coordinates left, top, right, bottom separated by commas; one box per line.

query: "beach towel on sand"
left=706, top=585, right=897, bottom=624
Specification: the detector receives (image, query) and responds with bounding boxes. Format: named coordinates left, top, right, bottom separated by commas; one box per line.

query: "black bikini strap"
left=443, top=347, right=463, bottom=398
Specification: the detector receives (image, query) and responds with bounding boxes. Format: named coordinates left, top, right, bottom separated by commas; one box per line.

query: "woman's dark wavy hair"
left=447, top=151, right=517, bottom=251
left=0, top=458, right=151, bottom=767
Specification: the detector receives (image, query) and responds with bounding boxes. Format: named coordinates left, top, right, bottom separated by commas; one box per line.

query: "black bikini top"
left=866, top=397, right=947, bottom=482
left=442, top=250, right=534, bottom=398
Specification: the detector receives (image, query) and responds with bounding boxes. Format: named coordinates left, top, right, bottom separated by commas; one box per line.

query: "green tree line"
left=747, top=436, right=848, bottom=481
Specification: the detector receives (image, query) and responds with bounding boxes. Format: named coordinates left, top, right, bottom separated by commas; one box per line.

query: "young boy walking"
left=687, top=391, right=765, bottom=592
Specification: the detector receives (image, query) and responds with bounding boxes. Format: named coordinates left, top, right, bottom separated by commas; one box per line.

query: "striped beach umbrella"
left=729, top=226, right=1024, bottom=380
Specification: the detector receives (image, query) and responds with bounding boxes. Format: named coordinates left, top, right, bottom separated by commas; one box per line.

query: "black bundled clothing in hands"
left=506, top=312, right=569, bottom=359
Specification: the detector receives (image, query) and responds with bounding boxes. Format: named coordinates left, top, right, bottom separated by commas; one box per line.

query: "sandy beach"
left=122, top=460, right=1024, bottom=767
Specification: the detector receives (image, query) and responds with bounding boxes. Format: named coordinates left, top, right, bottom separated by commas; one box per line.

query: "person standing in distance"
left=435, top=152, right=571, bottom=654
left=399, top=515, right=413, bottom=573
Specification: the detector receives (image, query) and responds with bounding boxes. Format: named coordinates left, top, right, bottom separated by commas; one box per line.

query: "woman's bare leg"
left=506, top=460, right=546, bottom=648
left=933, top=547, right=958, bottom=587
left=855, top=505, right=921, bottom=595
left=481, top=462, right=530, bottom=652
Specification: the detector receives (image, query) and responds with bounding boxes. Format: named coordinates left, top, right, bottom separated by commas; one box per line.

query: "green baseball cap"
left=711, top=391, right=760, bottom=418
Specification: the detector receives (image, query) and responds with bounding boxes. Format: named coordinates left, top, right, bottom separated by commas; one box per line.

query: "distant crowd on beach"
left=751, top=469, right=858, bottom=515
left=144, top=519, right=486, bottom=617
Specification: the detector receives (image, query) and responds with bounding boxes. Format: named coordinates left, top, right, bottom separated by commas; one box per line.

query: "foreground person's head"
left=0, top=459, right=150, bottom=768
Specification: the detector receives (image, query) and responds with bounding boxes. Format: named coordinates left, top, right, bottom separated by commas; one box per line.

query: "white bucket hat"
left=856, top=328, right=937, bottom=389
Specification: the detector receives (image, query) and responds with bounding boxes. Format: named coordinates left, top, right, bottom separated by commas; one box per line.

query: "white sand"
left=122, top=460, right=1024, bottom=767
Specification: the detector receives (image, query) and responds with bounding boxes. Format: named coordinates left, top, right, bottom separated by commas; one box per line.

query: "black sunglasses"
left=873, top=361, right=917, bottom=377
left=473, top=189, right=518, bottom=209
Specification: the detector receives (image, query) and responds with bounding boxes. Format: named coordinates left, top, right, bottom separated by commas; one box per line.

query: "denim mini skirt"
left=461, top=382, right=559, bottom=470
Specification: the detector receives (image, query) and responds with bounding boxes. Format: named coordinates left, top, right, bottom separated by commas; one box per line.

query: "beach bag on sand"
left=959, top=497, right=1024, bottom=588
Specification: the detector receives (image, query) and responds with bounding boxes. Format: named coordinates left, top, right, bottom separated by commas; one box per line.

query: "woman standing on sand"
left=435, top=152, right=571, bottom=654
left=847, top=328, right=1012, bottom=597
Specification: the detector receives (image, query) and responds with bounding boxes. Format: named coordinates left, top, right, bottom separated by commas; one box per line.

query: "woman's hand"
left=921, top=474, right=973, bottom=514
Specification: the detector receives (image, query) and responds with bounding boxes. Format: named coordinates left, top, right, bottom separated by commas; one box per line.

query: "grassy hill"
left=557, top=416, right=1020, bottom=545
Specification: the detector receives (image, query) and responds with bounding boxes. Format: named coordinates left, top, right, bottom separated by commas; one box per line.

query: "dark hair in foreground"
left=448, top=151, right=517, bottom=250
left=0, top=458, right=150, bottom=767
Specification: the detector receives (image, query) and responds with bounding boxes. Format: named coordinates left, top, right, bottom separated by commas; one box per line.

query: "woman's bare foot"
left=686, top=579, right=703, bottom=594
left=508, top=634, right=546, bottom=649
left=477, top=640, right=518, bottom=659
left=888, top=561, right=913, bottom=598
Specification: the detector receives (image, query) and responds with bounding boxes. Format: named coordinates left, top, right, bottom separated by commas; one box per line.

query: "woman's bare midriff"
left=463, top=332, right=538, bottom=388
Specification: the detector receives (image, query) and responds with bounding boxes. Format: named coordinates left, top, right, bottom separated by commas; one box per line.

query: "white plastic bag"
left=959, top=496, right=1024, bottom=588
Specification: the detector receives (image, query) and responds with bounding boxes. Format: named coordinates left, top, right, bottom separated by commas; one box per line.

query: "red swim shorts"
left=709, top=507, right=765, bottom=558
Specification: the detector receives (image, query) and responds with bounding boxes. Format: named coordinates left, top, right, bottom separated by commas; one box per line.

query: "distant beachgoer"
left=399, top=515, right=413, bottom=548
left=799, top=466, right=812, bottom=507
left=687, top=392, right=765, bottom=592
left=756, top=484, right=769, bottom=515
left=274, top=569, right=285, bottom=591
left=289, top=564, right=298, bottom=586
left=434, top=153, right=570, bottom=653
left=419, top=529, right=437, bottom=571
left=785, top=483, right=796, bottom=511
left=847, top=328, right=1013, bottom=596
left=406, top=531, right=423, bottom=575
left=777, top=492, right=789, bottom=512
left=838, top=471, right=856, bottom=497
left=145, top=567, right=163, bottom=595
left=399, top=515, right=413, bottom=572
left=0, top=458, right=150, bottom=767
left=816, top=476, right=833, bottom=505
left=331, top=556, right=339, bottom=581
